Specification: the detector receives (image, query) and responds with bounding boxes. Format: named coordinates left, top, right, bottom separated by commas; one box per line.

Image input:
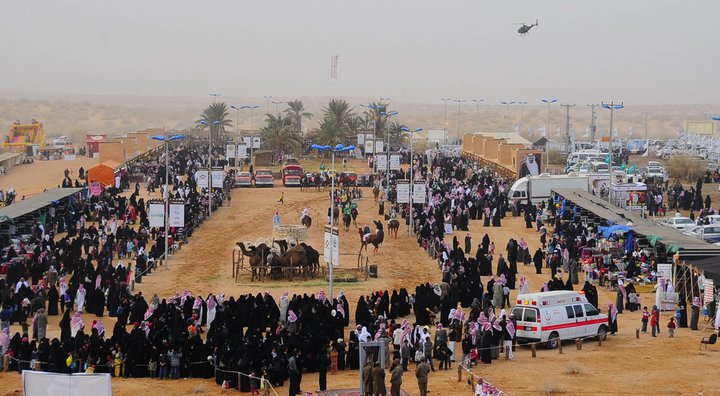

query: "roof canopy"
left=0, top=188, right=83, bottom=222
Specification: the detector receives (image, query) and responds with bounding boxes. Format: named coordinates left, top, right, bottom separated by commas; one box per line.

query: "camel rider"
left=300, top=207, right=309, bottom=222
left=362, top=224, right=372, bottom=242
left=389, top=205, right=397, bottom=220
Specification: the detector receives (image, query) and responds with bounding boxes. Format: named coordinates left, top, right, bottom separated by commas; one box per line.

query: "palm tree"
left=323, top=99, right=355, bottom=127
left=346, top=116, right=364, bottom=138
left=197, top=102, right=233, bottom=141
left=365, top=101, right=395, bottom=138
left=261, top=113, right=301, bottom=155
left=284, top=100, right=313, bottom=135
left=387, top=121, right=408, bottom=145
left=316, top=118, right=348, bottom=147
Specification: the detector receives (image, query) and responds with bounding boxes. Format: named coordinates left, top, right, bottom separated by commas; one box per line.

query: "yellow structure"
left=3, top=121, right=46, bottom=149
left=462, top=133, right=544, bottom=179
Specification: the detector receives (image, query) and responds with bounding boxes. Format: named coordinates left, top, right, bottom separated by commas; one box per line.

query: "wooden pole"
left=558, top=341, right=563, bottom=354
left=575, top=338, right=582, bottom=350
left=598, top=336, right=602, bottom=346
left=457, top=364, right=462, bottom=382
left=636, top=329, right=640, bottom=339
left=531, top=343, right=536, bottom=358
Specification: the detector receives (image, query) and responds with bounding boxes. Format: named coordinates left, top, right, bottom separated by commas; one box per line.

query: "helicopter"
left=512, top=19, right=539, bottom=35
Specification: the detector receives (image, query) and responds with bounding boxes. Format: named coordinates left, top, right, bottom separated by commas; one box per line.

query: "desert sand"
left=0, top=156, right=718, bottom=396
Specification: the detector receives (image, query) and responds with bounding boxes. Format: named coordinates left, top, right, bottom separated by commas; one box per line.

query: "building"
left=462, top=132, right=544, bottom=178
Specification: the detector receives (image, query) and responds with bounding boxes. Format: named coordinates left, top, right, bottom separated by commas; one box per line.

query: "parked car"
left=662, top=216, right=695, bottom=231
left=234, top=171, right=252, bottom=187
left=683, top=225, right=720, bottom=243
left=338, top=172, right=358, bottom=186
left=254, top=169, right=275, bottom=187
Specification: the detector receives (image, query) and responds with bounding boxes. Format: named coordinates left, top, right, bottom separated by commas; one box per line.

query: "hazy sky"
left=2, top=0, right=718, bottom=104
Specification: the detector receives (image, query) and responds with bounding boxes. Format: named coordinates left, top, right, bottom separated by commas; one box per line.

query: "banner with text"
left=148, top=202, right=165, bottom=228
left=168, top=203, right=185, bottom=227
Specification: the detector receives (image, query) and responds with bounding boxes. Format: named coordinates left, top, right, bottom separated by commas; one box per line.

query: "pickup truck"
left=234, top=171, right=252, bottom=187
left=254, top=169, right=275, bottom=187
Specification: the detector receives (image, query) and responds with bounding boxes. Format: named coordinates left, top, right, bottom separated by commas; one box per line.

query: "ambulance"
left=511, top=291, right=608, bottom=349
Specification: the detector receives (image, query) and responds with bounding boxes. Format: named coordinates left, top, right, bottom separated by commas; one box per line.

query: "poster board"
left=237, top=144, right=248, bottom=159
left=412, top=182, right=427, bottom=203
left=148, top=202, right=165, bottom=228
left=226, top=144, right=236, bottom=159
left=211, top=169, right=224, bottom=188
left=397, top=180, right=410, bottom=204
left=375, top=154, right=387, bottom=171
left=195, top=169, right=209, bottom=189
left=324, top=225, right=340, bottom=267
left=169, top=202, right=185, bottom=227
left=89, top=182, right=102, bottom=197
left=389, top=154, right=401, bottom=171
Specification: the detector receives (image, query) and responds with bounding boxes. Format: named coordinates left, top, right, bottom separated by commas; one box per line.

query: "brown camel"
left=301, top=215, right=312, bottom=228
left=236, top=242, right=269, bottom=281
left=278, top=245, right=311, bottom=280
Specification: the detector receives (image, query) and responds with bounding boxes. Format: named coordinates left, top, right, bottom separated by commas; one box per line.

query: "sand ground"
left=0, top=156, right=718, bottom=396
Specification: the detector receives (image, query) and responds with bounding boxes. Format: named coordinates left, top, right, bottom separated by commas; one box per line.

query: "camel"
left=236, top=242, right=270, bottom=281
left=359, top=220, right=385, bottom=254
left=299, top=243, right=320, bottom=276
left=373, top=186, right=380, bottom=201
left=384, top=214, right=400, bottom=238
left=301, top=215, right=312, bottom=229
left=272, top=245, right=311, bottom=280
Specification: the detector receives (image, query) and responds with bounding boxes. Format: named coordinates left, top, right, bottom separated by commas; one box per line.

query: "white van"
left=511, top=291, right=608, bottom=349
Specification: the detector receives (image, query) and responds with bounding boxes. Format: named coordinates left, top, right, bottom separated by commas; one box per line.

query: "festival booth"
left=87, top=160, right=121, bottom=188
left=674, top=258, right=720, bottom=323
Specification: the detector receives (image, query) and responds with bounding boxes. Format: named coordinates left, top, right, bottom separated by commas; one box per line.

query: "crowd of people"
left=1, top=143, right=718, bottom=396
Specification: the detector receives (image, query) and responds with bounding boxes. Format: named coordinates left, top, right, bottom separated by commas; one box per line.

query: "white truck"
left=509, top=174, right=589, bottom=206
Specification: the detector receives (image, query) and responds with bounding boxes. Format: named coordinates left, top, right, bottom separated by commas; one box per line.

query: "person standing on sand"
left=273, top=212, right=281, bottom=226
left=278, top=192, right=285, bottom=205
left=415, top=356, right=430, bottom=396
left=390, top=359, right=403, bottom=396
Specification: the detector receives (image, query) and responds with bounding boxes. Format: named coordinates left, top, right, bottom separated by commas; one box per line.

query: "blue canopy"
left=599, top=224, right=632, bottom=239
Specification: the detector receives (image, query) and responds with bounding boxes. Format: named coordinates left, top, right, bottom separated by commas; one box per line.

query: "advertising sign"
left=389, top=154, right=401, bottom=171
left=148, top=202, right=165, bottom=228
left=657, top=263, right=673, bottom=282
left=323, top=225, right=340, bottom=267
left=397, top=180, right=410, bottom=203
left=237, top=144, right=248, bottom=158
left=89, top=182, right=102, bottom=197
left=195, top=169, right=209, bottom=189
left=375, top=154, right=387, bottom=171
left=226, top=144, right=236, bottom=159
left=168, top=203, right=185, bottom=227
left=412, top=183, right=427, bottom=203
left=211, top=169, right=224, bottom=188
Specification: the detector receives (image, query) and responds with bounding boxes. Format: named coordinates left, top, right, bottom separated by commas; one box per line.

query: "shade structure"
left=88, top=160, right=121, bottom=188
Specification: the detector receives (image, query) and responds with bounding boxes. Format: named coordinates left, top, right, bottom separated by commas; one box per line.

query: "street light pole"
left=517, top=101, right=528, bottom=136
left=472, top=99, right=484, bottom=132
left=453, top=99, right=466, bottom=142
left=601, top=101, right=624, bottom=166
left=401, top=127, right=423, bottom=237
left=541, top=98, right=557, bottom=137
left=500, top=101, right=515, bottom=137
left=380, top=111, right=398, bottom=179
left=151, top=134, right=185, bottom=270
left=230, top=105, right=241, bottom=169
left=442, top=98, right=450, bottom=144
left=272, top=101, right=283, bottom=115
left=310, top=143, right=356, bottom=301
